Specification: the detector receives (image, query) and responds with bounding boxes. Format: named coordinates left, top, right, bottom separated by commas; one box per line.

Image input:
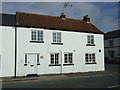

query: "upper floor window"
left=86, top=35, right=95, bottom=46
left=108, top=39, right=114, bottom=46
left=52, top=32, right=63, bottom=45
left=31, top=30, right=44, bottom=43
left=85, top=53, right=96, bottom=64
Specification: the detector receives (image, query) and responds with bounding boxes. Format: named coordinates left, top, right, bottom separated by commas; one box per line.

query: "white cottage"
left=0, top=12, right=105, bottom=77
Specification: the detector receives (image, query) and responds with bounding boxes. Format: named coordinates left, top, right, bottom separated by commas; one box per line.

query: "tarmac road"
left=1, top=64, right=120, bottom=88
left=2, top=73, right=120, bottom=88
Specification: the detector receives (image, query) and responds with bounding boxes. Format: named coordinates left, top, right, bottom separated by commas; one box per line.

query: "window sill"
left=24, top=64, right=27, bottom=66
left=86, top=44, right=95, bottom=46
left=63, top=64, right=74, bottom=66
left=49, top=64, right=61, bottom=66
left=37, top=63, right=40, bottom=65
left=30, top=41, right=44, bottom=43
left=85, top=62, right=97, bottom=64
left=51, top=43, right=63, bottom=45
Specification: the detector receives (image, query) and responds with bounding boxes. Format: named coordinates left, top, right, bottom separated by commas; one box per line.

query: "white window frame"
left=85, top=53, right=96, bottom=64
left=87, top=35, right=94, bottom=45
left=64, top=52, right=73, bottom=64
left=24, top=53, right=40, bottom=65
left=50, top=53, right=60, bottom=65
left=53, top=32, right=61, bottom=43
left=31, top=30, right=44, bottom=42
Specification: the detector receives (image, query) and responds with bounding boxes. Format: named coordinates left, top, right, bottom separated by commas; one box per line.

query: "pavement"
left=0, top=64, right=119, bottom=83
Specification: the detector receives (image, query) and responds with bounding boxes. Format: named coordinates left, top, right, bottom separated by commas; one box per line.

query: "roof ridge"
left=105, top=29, right=120, bottom=34
left=0, top=13, right=15, bottom=15
left=16, top=12, right=84, bottom=22
left=16, top=12, right=61, bottom=18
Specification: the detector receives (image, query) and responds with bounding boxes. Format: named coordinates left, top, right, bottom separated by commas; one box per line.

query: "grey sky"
left=1, top=2, right=119, bottom=32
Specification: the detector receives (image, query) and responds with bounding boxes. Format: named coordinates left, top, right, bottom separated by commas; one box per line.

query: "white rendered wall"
left=0, top=26, right=2, bottom=77
left=0, top=26, right=15, bottom=77
left=16, top=27, right=104, bottom=77
left=0, top=26, right=2, bottom=55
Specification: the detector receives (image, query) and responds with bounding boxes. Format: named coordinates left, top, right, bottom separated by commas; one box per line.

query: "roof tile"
left=16, top=12, right=104, bottom=34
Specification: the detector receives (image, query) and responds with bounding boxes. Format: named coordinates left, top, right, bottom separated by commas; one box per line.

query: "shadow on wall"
left=105, top=57, right=120, bottom=64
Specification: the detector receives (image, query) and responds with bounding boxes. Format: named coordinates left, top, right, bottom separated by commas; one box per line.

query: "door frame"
left=25, top=53, right=39, bottom=75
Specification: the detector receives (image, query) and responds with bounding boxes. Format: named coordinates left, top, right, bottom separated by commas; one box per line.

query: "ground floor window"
left=50, top=53, right=59, bottom=65
left=85, top=53, right=96, bottom=64
left=64, top=53, right=73, bottom=64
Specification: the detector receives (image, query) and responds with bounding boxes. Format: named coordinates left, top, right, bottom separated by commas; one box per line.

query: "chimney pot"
left=60, top=13, right=66, bottom=19
left=83, top=15, right=90, bottom=23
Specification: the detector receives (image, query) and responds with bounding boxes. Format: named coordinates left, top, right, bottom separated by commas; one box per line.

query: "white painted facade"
left=0, top=26, right=15, bottom=77
left=0, top=26, right=2, bottom=77
left=0, top=26, right=105, bottom=77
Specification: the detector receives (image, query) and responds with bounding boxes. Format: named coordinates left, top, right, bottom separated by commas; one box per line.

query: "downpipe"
left=14, top=27, right=17, bottom=78
left=59, top=50, right=62, bottom=74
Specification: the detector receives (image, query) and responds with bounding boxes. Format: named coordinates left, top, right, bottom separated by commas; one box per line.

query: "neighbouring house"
left=104, top=30, right=120, bottom=63
left=0, top=12, right=105, bottom=77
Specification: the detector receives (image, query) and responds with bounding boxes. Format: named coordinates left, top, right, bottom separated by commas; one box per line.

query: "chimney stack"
left=60, top=13, right=66, bottom=20
left=83, top=15, right=90, bottom=23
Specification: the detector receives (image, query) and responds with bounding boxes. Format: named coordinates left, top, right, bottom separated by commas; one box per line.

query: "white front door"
left=0, top=55, right=1, bottom=70
left=0, top=55, right=1, bottom=76
left=28, top=54, right=37, bottom=75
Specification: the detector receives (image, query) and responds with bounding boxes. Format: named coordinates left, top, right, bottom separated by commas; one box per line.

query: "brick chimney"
left=60, top=13, right=66, bottom=20
left=83, top=15, right=90, bottom=23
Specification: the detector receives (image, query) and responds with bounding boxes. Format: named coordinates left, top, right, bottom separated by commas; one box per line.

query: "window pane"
left=25, top=54, right=27, bottom=64
left=87, top=36, right=90, bottom=39
left=64, top=53, right=73, bottom=64
left=91, top=36, right=94, bottom=44
left=50, top=54, right=54, bottom=64
left=55, top=54, right=59, bottom=64
left=85, top=53, right=89, bottom=62
left=85, top=56, right=88, bottom=61
left=53, top=33, right=56, bottom=42
left=69, top=53, right=72, bottom=63
left=85, top=53, right=88, bottom=57
left=89, top=54, right=92, bottom=62
left=50, top=53, right=60, bottom=65
left=37, top=31, right=43, bottom=41
left=31, top=31, right=36, bottom=41
left=87, top=36, right=90, bottom=43
left=53, top=32, right=62, bottom=43
left=92, top=53, right=95, bottom=62
left=91, top=36, right=94, bottom=39
left=57, top=38, right=61, bottom=43
left=37, top=54, right=39, bottom=63
left=57, top=32, right=61, bottom=43
left=87, top=35, right=94, bottom=44
left=64, top=54, right=68, bottom=63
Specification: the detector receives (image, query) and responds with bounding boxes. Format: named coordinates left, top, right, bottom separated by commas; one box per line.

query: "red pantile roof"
left=16, top=12, right=104, bottom=34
